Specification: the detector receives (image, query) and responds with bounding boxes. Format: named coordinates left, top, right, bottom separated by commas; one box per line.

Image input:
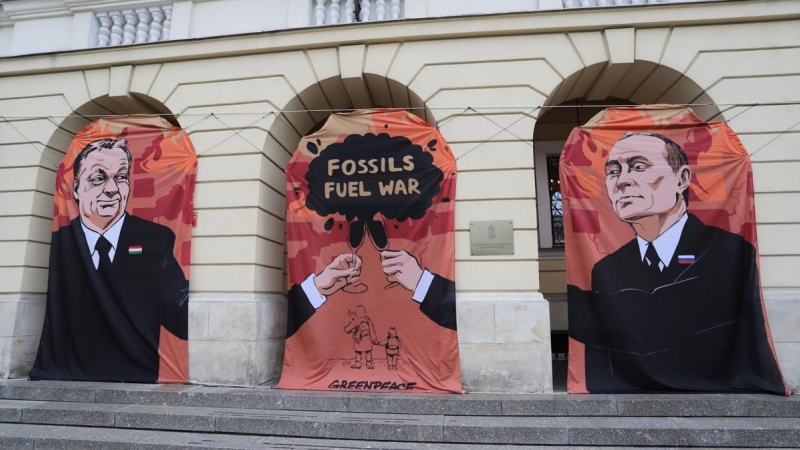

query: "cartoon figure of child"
left=344, top=305, right=378, bottom=369
left=385, top=327, right=401, bottom=370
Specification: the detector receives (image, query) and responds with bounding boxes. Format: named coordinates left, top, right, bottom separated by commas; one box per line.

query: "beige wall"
left=0, top=0, right=797, bottom=391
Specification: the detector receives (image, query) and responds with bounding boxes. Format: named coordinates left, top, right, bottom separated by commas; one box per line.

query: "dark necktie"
left=95, top=235, right=113, bottom=272
left=645, top=242, right=661, bottom=273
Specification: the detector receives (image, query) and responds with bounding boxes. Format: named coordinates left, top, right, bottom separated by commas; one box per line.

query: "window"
left=547, top=155, right=564, bottom=246
left=534, top=141, right=566, bottom=249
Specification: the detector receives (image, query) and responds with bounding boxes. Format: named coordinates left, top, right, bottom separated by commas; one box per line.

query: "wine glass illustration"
left=342, top=216, right=390, bottom=294
left=342, top=219, right=369, bottom=294
left=365, top=217, right=400, bottom=290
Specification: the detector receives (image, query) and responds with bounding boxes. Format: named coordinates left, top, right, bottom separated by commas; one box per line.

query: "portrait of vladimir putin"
left=31, top=138, right=189, bottom=383
left=569, top=131, right=785, bottom=394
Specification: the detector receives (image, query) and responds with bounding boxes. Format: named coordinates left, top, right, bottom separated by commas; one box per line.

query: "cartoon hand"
left=314, top=253, right=362, bottom=296
left=380, top=250, right=423, bottom=292
left=372, top=339, right=380, bottom=345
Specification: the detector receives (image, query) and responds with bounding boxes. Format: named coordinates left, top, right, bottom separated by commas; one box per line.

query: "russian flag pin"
left=129, top=246, right=143, bottom=255
left=677, top=254, right=695, bottom=265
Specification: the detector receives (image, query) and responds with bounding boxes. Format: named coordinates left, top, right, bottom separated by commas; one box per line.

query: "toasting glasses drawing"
left=343, top=217, right=390, bottom=294
left=302, top=133, right=445, bottom=294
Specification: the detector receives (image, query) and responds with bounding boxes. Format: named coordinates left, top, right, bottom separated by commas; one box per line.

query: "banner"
left=564, top=106, right=787, bottom=394
left=30, top=116, right=196, bottom=383
left=278, top=109, right=461, bottom=393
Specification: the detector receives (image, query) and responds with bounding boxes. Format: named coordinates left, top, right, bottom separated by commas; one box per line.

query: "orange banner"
left=277, top=110, right=461, bottom=393
left=31, top=116, right=196, bottom=383
left=563, top=106, right=787, bottom=394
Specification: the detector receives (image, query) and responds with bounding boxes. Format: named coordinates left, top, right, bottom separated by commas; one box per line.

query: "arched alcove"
left=539, top=60, right=723, bottom=121
left=38, top=93, right=181, bottom=244
left=6, top=94, right=183, bottom=379
left=261, top=72, right=434, bottom=382
left=267, top=73, right=435, bottom=154
left=50, top=95, right=179, bottom=147
left=533, top=61, right=722, bottom=391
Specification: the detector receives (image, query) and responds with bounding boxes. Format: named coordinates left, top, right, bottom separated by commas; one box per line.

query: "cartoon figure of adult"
left=569, top=132, right=785, bottom=393
left=343, top=305, right=379, bottom=369
left=30, top=138, right=188, bottom=383
left=285, top=253, right=362, bottom=338
left=381, top=250, right=456, bottom=331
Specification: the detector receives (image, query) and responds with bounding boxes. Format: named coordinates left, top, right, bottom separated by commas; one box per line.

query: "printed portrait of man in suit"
left=30, top=138, right=188, bottom=383
left=568, top=132, right=785, bottom=394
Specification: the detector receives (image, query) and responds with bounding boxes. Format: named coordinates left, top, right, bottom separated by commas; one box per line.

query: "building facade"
left=0, top=0, right=798, bottom=393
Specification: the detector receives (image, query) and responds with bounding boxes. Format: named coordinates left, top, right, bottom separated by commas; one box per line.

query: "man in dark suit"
left=286, top=250, right=455, bottom=339
left=30, top=138, right=188, bottom=383
left=569, top=132, right=785, bottom=394
left=380, top=249, right=456, bottom=331
left=286, top=253, right=361, bottom=338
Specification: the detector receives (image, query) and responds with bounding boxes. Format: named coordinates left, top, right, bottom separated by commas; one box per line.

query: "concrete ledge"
left=457, top=291, right=552, bottom=394
left=566, top=417, right=800, bottom=448
left=21, top=402, right=121, bottom=427
left=9, top=423, right=756, bottom=450
left=763, top=289, right=800, bottom=302
left=0, top=294, right=45, bottom=338
left=763, top=288, right=800, bottom=392
left=188, top=292, right=286, bottom=387
left=763, top=288, right=800, bottom=343
left=116, top=404, right=217, bottom=432
left=1, top=381, right=799, bottom=418
left=0, top=399, right=46, bottom=423
left=0, top=294, right=45, bottom=379
left=613, top=394, right=800, bottom=418
left=543, top=293, right=568, bottom=332
left=443, top=416, right=566, bottom=444
left=0, top=399, right=798, bottom=447
left=499, top=396, right=617, bottom=416
left=216, top=409, right=444, bottom=442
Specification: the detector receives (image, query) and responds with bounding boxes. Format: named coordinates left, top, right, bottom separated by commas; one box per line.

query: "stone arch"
left=261, top=65, right=437, bottom=212
left=539, top=60, right=723, bottom=124
left=48, top=94, right=178, bottom=150
left=35, top=91, right=180, bottom=271
left=534, top=60, right=723, bottom=247
left=265, top=67, right=434, bottom=231
left=266, top=72, right=435, bottom=154
left=261, top=68, right=433, bottom=377
left=1, top=91, right=181, bottom=379
left=534, top=59, right=723, bottom=388
left=40, top=92, right=180, bottom=229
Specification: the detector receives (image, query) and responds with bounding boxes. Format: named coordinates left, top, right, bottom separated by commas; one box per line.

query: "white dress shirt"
left=635, top=212, right=688, bottom=272
left=80, top=214, right=126, bottom=270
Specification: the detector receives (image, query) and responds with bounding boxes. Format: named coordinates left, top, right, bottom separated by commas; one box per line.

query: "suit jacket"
left=30, top=215, right=188, bottom=383
left=569, top=214, right=785, bottom=394
left=286, top=273, right=456, bottom=339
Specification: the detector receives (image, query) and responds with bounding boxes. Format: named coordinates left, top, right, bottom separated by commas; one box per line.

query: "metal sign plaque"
left=469, top=220, right=514, bottom=256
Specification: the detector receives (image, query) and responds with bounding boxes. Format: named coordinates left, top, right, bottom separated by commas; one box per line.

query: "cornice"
left=0, top=0, right=71, bottom=20
left=0, top=0, right=167, bottom=18
left=63, top=0, right=170, bottom=13
left=0, top=0, right=797, bottom=77
left=0, top=8, right=11, bottom=27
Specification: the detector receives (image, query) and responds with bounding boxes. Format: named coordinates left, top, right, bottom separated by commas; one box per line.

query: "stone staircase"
left=0, top=380, right=797, bottom=449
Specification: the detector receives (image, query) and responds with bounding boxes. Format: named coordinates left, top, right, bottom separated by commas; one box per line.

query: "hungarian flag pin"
left=129, top=246, right=143, bottom=255
left=677, top=255, right=695, bottom=265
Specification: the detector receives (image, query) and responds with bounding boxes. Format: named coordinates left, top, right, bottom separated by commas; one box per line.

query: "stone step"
left=0, top=423, right=769, bottom=450
left=0, top=399, right=798, bottom=447
left=1, top=380, right=798, bottom=418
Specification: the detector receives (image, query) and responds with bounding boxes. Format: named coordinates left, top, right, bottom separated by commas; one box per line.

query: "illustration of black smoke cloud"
left=306, top=133, right=443, bottom=247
